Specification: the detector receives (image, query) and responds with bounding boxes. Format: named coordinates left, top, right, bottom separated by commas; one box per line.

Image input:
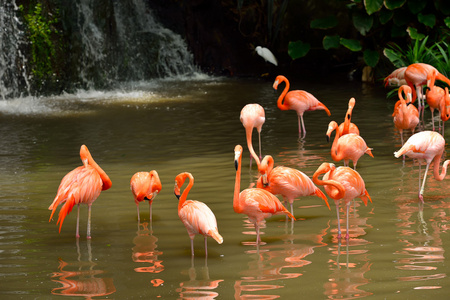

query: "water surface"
left=1, top=77, right=449, bottom=299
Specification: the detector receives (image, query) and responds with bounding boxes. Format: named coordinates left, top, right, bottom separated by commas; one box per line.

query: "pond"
left=1, top=76, right=449, bottom=299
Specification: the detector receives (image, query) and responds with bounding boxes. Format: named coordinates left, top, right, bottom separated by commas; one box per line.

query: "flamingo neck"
left=276, top=76, right=290, bottom=111
left=260, top=155, right=274, bottom=176
left=245, top=127, right=261, bottom=168
left=83, top=148, right=111, bottom=191
left=433, top=157, right=450, bottom=181
left=178, top=173, right=193, bottom=211
left=330, top=125, right=343, bottom=162
left=234, top=150, right=243, bottom=213
left=312, top=165, right=345, bottom=200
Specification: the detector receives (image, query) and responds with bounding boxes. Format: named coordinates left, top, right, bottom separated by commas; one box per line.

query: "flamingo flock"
left=48, top=65, right=450, bottom=255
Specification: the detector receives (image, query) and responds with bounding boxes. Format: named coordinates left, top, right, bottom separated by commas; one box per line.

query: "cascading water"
left=0, top=0, right=200, bottom=99
left=0, top=0, right=30, bottom=99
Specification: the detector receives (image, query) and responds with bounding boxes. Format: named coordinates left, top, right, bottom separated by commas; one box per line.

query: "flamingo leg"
left=255, top=223, right=261, bottom=244
left=87, top=204, right=92, bottom=239
left=204, top=236, right=208, bottom=257
left=136, top=204, right=140, bottom=222
left=335, top=202, right=341, bottom=240
left=431, top=110, right=435, bottom=131
left=298, top=115, right=307, bottom=139
left=345, top=202, right=350, bottom=240
left=190, top=238, right=195, bottom=256
left=419, top=162, right=431, bottom=203
left=290, top=203, right=294, bottom=218
left=76, top=204, right=80, bottom=238
left=149, top=202, right=152, bottom=222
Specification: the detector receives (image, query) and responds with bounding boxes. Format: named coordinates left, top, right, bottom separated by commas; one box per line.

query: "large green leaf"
left=407, top=27, right=425, bottom=40
left=445, top=17, right=450, bottom=28
left=288, top=40, right=311, bottom=60
left=384, top=0, right=406, bottom=10
left=379, top=9, right=394, bottom=24
left=364, top=0, right=383, bottom=15
left=352, top=12, right=373, bottom=36
left=364, top=49, right=380, bottom=67
left=310, top=16, right=338, bottom=29
left=383, top=48, right=406, bottom=68
left=340, top=38, right=362, bottom=51
left=323, top=35, right=340, bottom=50
left=418, top=13, right=436, bottom=28
left=407, top=0, right=426, bottom=14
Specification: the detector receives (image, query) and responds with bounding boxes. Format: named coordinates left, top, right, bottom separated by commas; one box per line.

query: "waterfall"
left=0, top=0, right=200, bottom=98
left=0, top=0, right=30, bottom=99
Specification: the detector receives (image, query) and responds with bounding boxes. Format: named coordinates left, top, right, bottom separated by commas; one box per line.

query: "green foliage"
left=22, top=2, right=59, bottom=86
left=383, top=36, right=440, bottom=68
left=288, top=40, right=310, bottom=59
left=323, top=35, right=340, bottom=50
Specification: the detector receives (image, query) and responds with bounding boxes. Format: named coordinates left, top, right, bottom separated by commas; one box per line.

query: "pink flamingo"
left=273, top=75, right=331, bottom=139
left=48, top=145, right=112, bottom=239
left=313, top=163, right=372, bottom=240
left=426, top=84, right=450, bottom=132
left=130, top=170, right=162, bottom=222
left=337, top=97, right=360, bottom=136
left=256, top=155, right=330, bottom=216
left=240, top=103, right=265, bottom=166
left=174, top=172, right=223, bottom=257
left=384, top=67, right=407, bottom=87
left=392, top=85, right=419, bottom=146
left=394, top=131, right=450, bottom=202
left=234, top=145, right=295, bottom=244
left=326, top=121, right=374, bottom=169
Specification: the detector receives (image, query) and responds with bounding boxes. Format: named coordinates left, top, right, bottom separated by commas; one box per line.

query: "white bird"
left=256, top=46, right=278, bottom=66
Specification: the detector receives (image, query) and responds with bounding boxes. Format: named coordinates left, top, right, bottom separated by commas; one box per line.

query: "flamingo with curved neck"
left=394, top=131, right=450, bottom=202
left=174, top=172, right=223, bottom=257
left=326, top=121, right=373, bottom=169
left=255, top=155, right=330, bottom=216
left=313, top=162, right=372, bottom=240
left=338, top=97, right=360, bottom=136
left=392, top=85, right=419, bottom=146
left=273, top=75, right=331, bottom=139
left=234, top=145, right=294, bottom=244
left=240, top=103, right=265, bottom=168
left=48, top=145, right=112, bottom=239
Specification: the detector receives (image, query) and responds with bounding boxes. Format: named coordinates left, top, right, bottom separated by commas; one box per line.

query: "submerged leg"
left=87, top=204, right=92, bottom=239
left=255, top=223, right=261, bottom=244
left=149, top=202, right=152, bottom=222
left=76, top=204, right=80, bottom=238
left=204, top=236, right=208, bottom=257
left=419, top=162, right=431, bottom=203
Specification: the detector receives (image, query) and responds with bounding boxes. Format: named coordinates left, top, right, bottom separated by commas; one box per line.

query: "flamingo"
left=392, top=85, right=419, bottom=146
left=130, top=170, right=162, bottom=222
left=273, top=75, right=331, bottom=139
left=394, top=131, right=450, bottom=202
left=48, top=145, right=112, bottom=239
left=384, top=67, right=407, bottom=87
left=240, top=103, right=265, bottom=166
left=255, top=155, right=330, bottom=216
left=233, top=145, right=295, bottom=244
left=326, top=121, right=374, bottom=169
left=426, top=85, right=450, bottom=132
left=174, top=172, right=223, bottom=256
left=313, top=162, right=372, bottom=240
left=337, top=97, right=360, bottom=136
left=404, top=63, right=450, bottom=117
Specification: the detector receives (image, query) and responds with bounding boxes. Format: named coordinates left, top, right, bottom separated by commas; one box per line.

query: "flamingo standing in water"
left=326, top=121, right=374, bottom=169
left=256, top=155, right=330, bottom=216
left=392, top=85, right=419, bottom=146
left=404, top=63, right=450, bottom=117
left=233, top=145, right=295, bottom=244
left=337, top=98, right=360, bottom=136
left=130, top=170, right=162, bottom=222
left=240, top=103, right=265, bottom=167
left=313, top=162, right=372, bottom=240
left=273, top=75, right=331, bottom=139
left=48, top=145, right=112, bottom=239
left=426, top=84, right=450, bottom=132
left=394, top=131, right=450, bottom=202
left=174, top=172, right=223, bottom=257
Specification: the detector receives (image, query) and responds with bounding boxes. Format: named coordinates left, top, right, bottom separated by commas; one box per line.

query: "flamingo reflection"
left=324, top=242, right=373, bottom=298
left=132, top=221, right=164, bottom=274
left=394, top=196, right=449, bottom=287
left=51, top=239, right=116, bottom=299
left=177, top=257, right=224, bottom=299
left=235, top=224, right=328, bottom=298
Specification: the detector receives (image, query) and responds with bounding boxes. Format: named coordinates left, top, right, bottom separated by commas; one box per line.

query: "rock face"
left=148, top=0, right=277, bottom=77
